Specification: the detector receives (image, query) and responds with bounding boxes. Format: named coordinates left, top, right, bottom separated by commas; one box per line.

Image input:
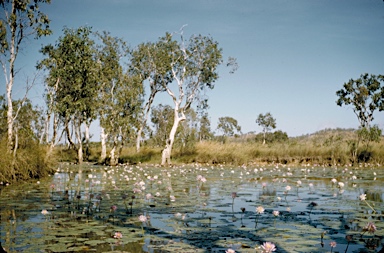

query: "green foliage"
left=256, top=112, right=277, bottom=144
left=254, top=130, right=288, bottom=144
left=39, top=26, right=98, bottom=121
left=198, top=112, right=213, bottom=141
left=150, top=104, right=174, bottom=146
left=216, top=116, right=242, bottom=137
left=0, top=0, right=52, bottom=54
left=336, top=73, right=384, bottom=128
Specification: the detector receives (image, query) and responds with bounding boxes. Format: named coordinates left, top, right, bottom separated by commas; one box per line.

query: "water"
left=1, top=163, right=383, bottom=252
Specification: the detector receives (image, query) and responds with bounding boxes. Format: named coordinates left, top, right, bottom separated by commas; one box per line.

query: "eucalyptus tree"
left=129, top=40, right=171, bottom=153
left=0, top=0, right=52, bottom=153
left=177, top=108, right=198, bottom=152
left=158, top=30, right=223, bottom=165
left=216, top=116, right=242, bottom=141
left=198, top=112, right=213, bottom=141
left=103, top=73, right=143, bottom=165
left=255, top=112, right=276, bottom=145
left=95, top=31, right=134, bottom=163
left=336, top=73, right=384, bottom=162
left=336, top=73, right=384, bottom=128
left=150, top=104, right=174, bottom=147
left=38, top=26, right=98, bottom=163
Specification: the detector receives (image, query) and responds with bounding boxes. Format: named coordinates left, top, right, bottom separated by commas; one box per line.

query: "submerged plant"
left=320, top=231, right=327, bottom=247
left=110, top=205, right=117, bottom=223
left=231, top=192, right=237, bottom=213
left=307, top=202, right=318, bottom=218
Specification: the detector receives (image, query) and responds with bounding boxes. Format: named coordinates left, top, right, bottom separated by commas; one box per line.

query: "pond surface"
left=1, top=163, right=383, bottom=253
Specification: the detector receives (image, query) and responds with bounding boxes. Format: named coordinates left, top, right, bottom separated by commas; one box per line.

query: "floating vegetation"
left=0, top=163, right=383, bottom=252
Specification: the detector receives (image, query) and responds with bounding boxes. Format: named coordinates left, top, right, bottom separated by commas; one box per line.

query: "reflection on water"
left=1, top=164, right=383, bottom=252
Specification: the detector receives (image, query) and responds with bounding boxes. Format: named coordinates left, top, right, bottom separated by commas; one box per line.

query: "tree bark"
left=161, top=108, right=185, bottom=166
left=100, top=127, right=108, bottom=163
left=5, top=1, right=17, bottom=153
left=136, top=90, right=157, bottom=152
left=84, top=122, right=91, bottom=161
left=74, top=119, right=83, bottom=164
left=110, top=135, right=118, bottom=166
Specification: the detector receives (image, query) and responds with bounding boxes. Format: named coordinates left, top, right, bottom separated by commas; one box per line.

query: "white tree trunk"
left=100, top=127, right=108, bottom=163
left=74, top=120, right=83, bottom=164
left=110, top=135, right=118, bottom=166
left=136, top=91, right=157, bottom=152
left=136, top=127, right=143, bottom=153
left=161, top=107, right=185, bottom=166
left=84, top=122, right=91, bottom=160
left=46, top=114, right=59, bottom=160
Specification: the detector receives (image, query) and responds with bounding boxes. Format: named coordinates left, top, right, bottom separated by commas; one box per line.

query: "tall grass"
left=51, top=129, right=384, bottom=167
left=0, top=139, right=55, bottom=183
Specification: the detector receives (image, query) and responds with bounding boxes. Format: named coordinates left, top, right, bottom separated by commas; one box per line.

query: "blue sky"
left=4, top=0, right=384, bottom=138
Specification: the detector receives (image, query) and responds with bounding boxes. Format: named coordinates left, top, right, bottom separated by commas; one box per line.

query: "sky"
left=3, top=0, right=384, bottom=139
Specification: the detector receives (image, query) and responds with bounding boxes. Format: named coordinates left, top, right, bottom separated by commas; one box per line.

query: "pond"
left=0, top=163, right=383, bottom=253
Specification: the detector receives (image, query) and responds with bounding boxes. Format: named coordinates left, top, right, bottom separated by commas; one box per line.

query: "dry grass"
left=50, top=129, right=384, bottom=167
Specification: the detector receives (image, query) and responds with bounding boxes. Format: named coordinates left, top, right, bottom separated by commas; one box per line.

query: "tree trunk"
left=262, top=131, right=266, bottom=145
left=84, top=122, right=91, bottom=161
left=74, top=119, right=83, bottom=164
left=136, top=91, right=157, bottom=152
left=100, top=127, right=108, bottom=163
left=161, top=109, right=185, bottom=166
left=6, top=1, right=17, bottom=153
left=46, top=115, right=60, bottom=160
left=64, top=119, right=76, bottom=150
left=110, top=135, right=118, bottom=166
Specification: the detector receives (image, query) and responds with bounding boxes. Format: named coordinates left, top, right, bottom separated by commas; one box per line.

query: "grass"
left=53, top=128, right=383, bottom=167
left=0, top=139, right=55, bottom=183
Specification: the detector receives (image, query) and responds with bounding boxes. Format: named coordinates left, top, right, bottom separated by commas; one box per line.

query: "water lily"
left=139, top=214, right=147, bottom=223
left=255, top=206, right=264, bottom=228
left=139, top=214, right=148, bottom=235
left=261, top=242, right=276, bottom=252
left=256, top=206, right=265, bottom=214
left=361, top=222, right=377, bottom=237
left=226, top=249, right=236, bottom=253
left=359, top=193, right=376, bottom=213
left=113, top=231, right=122, bottom=239
left=329, top=241, right=336, bottom=253
left=273, top=210, right=279, bottom=226
left=110, top=205, right=117, bottom=212
left=41, top=209, right=49, bottom=215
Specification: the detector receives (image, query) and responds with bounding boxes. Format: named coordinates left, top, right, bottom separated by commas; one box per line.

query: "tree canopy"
left=256, top=112, right=276, bottom=145
left=336, top=73, right=384, bottom=128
